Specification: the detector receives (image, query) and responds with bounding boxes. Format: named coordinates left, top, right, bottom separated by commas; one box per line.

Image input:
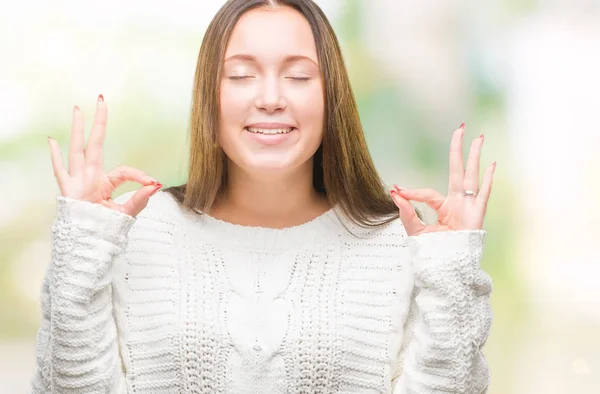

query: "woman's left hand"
left=390, top=124, right=496, bottom=236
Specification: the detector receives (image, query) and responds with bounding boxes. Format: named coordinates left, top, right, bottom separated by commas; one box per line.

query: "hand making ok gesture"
left=48, top=95, right=163, bottom=217
left=390, top=123, right=496, bottom=236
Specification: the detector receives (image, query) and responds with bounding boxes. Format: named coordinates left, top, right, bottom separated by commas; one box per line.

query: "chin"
left=242, top=156, right=299, bottom=173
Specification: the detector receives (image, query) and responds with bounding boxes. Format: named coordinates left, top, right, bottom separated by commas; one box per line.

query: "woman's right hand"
left=48, top=95, right=162, bottom=218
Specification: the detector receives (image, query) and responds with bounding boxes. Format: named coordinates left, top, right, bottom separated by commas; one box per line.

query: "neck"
left=207, top=160, right=330, bottom=229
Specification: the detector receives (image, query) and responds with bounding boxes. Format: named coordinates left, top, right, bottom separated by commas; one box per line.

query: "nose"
left=255, top=76, right=286, bottom=113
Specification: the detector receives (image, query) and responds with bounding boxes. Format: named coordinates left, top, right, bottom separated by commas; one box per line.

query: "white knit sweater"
left=31, top=190, right=492, bottom=394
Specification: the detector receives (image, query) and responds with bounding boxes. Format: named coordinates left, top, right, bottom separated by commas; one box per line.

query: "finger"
left=84, top=95, right=107, bottom=168
left=68, top=105, right=85, bottom=176
left=390, top=190, right=425, bottom=236
left=448, top=124, right=465, bottom=195
left=393, top=186, right=445, bottom=211
left=463, top=133, right=484, bottom=194
left=476, top=162, right=496, bottom=212
left=102, top=184, right=162, bottom=217
left=48, top=137, right=69, bottom=185
left=106, top=165, right=160, bottom=189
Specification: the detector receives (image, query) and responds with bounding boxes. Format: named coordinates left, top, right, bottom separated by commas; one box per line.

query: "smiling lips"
left=245, top=122, right=296, bottom=136
left=244, top=123, right=297, bottom=145
left=246, top=126, right=294, bottom=134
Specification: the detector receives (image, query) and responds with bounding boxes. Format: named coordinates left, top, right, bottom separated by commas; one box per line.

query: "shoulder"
left=335, top=214, right=413, bottom=289
left=336, top=213, right=409, bottom=247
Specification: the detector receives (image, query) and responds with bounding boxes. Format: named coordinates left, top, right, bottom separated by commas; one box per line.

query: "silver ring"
left=463, top=190, right=478, bottom=197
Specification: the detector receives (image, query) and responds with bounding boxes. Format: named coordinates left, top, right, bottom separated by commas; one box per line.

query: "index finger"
left=84, top=94, right=107, bottom=168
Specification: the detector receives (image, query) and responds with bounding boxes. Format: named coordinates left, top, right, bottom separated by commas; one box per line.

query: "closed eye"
left=287, top=77, right=310, bottom=81
left=228, top=76, right=254, bottom=80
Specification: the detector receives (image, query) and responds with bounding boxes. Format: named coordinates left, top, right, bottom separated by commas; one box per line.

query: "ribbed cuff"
left=408, top=229, right=485, bottom=251
left=406, top=230, right=487, bottom=287
left=54, top=196, right=136, bottom=244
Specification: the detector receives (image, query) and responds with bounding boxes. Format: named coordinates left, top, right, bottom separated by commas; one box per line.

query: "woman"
left=34, top=0, right=496, bottom=393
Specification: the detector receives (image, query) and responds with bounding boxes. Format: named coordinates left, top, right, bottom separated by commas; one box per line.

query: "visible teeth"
left=247, top=127, right=293, bottom=134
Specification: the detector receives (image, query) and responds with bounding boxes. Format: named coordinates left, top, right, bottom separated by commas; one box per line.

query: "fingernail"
left=393, top=184, right=404, bottom=192
left=147, top=176, right=160, bottom=184
left=150, top=184, right=162, bottom=196
left=493, top=161, right=497, bottom=171
left=98, top=94, right=104, bottom=102
left=74, top=105, right=79, bottom=112
left=459, top=123, right=466, bottom=140
left=480, top=133, right=484, bottom=142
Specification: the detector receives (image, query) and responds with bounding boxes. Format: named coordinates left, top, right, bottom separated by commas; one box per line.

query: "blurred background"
left=1, top=0, right=599, bottom=392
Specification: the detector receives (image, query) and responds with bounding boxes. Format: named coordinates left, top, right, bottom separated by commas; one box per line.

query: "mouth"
left=244, top=126, right=296, bottom=135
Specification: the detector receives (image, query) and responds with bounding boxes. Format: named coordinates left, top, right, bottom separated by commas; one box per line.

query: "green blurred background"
left=1, top=0, right=599, bottom=392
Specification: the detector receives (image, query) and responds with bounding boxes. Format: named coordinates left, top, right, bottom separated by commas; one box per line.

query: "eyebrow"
left=224, top=53, right=318, bottom=66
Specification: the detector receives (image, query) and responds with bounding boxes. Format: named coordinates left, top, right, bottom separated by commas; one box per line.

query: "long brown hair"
left=165, top=0, right=418, bottom=228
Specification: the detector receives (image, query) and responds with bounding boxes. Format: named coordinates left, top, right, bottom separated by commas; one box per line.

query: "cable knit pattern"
left=31, top=190, right=492, bottom=393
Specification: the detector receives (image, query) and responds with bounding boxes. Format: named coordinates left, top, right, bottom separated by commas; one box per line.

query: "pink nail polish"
left=98, top=94, right=104, bottom=102
left=460, top=122, right=466, bottom=130
left=150, top=184, right=162, bottom=196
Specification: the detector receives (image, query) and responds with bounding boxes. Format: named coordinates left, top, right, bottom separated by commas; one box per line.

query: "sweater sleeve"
left=31, top=195, right=136, bottom=393
left=392, top=229, right=493, bottom=394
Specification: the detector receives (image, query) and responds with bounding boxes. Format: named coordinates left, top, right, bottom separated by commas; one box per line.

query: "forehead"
left=225, top=6, right=318, bottom=62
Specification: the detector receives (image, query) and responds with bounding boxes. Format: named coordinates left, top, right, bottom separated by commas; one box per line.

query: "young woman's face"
left=219, top=6, right=324, bottom=175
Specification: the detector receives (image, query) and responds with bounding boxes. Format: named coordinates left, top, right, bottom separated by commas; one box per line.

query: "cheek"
left=289, top=82, right=324, bottom=128
left=220, top=83, right=250, bottom=123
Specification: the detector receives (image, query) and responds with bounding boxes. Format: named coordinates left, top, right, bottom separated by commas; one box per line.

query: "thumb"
left=390, top=190, right=424, bottom=236
left=117, top=184, right=161, bottom=217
